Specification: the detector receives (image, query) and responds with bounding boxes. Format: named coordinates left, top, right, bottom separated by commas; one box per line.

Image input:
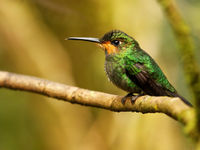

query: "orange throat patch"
left=101, top=41, right=118, bottom=54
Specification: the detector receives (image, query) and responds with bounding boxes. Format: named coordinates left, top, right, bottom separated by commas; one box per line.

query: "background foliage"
left=0, top=0, right=200, bottom=150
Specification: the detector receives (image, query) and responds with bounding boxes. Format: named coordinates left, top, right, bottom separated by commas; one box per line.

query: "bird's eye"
left=111, top=40, right=121, bottom=46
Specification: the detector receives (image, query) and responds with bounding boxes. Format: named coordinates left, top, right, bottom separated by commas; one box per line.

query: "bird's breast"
left=104, top=56, right=141, bottom=93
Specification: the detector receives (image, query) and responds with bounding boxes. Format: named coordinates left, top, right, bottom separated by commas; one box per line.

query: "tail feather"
left=168, top=92, right=193, bottom=107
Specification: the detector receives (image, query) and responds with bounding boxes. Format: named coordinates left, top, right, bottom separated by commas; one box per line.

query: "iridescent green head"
left=68, top=30, right=139, bottom=55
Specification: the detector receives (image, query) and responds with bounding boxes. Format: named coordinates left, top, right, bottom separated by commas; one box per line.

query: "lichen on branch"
left=157, top=0, right=200, bottom=143
left=0, top=71, right=193, bottom=126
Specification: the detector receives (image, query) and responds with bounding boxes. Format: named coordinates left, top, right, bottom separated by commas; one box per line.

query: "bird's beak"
left=66, top=37, right=100, bottom=43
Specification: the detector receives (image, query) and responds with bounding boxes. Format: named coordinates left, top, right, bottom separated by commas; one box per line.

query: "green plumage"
left=105, top=47, right=176, bottom=93
left=101, top=30, right=176, bottom=94
left=68, top=30, right=192, bottom=106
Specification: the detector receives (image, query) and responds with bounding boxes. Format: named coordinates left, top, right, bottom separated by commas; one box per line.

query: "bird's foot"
left=121, top=93, right=144, bottom=105
left=121, top=93, right=133, bottom=105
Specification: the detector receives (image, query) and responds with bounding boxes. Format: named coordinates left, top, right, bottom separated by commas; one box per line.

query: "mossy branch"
left=0, top=71, right=194, bottom=126
left=157, top=0, right=200, bottom=102
left=157, top=0, right=200, bottom=141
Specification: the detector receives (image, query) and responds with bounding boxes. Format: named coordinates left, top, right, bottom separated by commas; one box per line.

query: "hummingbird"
left=67, top=30, right=192, bottom=107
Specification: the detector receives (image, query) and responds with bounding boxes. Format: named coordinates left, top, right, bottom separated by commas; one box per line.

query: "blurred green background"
left=0, top=0, right=199, bottom=150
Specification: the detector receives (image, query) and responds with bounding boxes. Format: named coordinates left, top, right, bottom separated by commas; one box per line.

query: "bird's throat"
left=101, top=41, right=118, bottom=55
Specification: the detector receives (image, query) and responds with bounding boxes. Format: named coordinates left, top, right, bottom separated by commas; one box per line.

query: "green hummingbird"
left=67, top=30, right=192, bottom=106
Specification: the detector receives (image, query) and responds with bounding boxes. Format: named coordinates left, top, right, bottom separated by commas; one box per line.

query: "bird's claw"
left=121, top=93, right=133, bottom=104
left=130, top=95, right=140, bottom=104
left=121, top=93, right=144, bottom=105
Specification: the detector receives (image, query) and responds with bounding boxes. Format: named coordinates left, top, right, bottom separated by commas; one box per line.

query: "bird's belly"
left=105, top=61, right=141, bottom=93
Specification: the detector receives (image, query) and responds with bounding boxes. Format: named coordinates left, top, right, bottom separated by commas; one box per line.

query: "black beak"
left=66, top=37, right=100, bottom=43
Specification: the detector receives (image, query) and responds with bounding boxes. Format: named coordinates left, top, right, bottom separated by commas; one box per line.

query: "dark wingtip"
left=178, top=95, right=193, bottom=107
left=169, top=92, right=193, bottom=107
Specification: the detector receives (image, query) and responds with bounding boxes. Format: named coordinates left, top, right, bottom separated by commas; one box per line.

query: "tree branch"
left=0, top=71, right=193, bottom=126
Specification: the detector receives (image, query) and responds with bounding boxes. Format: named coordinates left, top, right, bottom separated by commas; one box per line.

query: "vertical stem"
left=157, top=0, right=200, bottom=141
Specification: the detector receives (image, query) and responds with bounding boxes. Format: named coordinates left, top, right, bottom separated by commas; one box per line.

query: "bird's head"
left=67, top=30, right=139, bottom=55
